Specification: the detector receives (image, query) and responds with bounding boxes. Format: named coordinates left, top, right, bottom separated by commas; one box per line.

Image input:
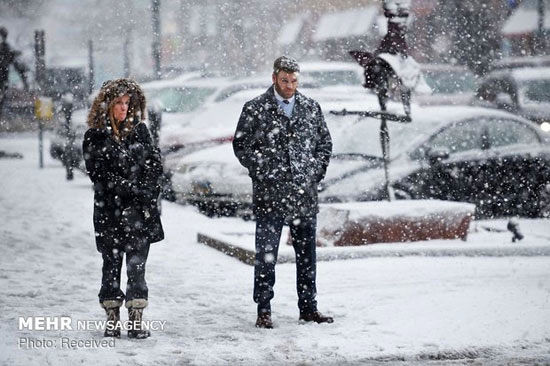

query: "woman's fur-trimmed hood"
left=87, top=78, right=146, bottom=129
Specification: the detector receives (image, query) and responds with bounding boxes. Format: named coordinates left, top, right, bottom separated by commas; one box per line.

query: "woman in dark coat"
left=83, top=78, right=164, bottom=339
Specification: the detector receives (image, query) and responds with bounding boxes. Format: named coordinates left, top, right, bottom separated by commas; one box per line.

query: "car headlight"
left=540, top=121, right=550, bottom=133
left=192, top=181, right=212, bottom=195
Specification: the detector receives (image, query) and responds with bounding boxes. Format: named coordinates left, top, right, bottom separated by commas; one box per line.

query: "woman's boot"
left=101, top=300, right=122, bottom=338
left=126, top=299, right=150, bottom=339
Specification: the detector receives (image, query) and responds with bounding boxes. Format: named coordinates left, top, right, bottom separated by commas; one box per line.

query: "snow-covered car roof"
left=140, top=71, right=204, bottom=90
left=487, top=67, right=550, bottom=82
left=492, top=55, right=550, bottom=70
left=419, top=63, right=473, bottom=72
left=299, top=61, right=364, bottom=72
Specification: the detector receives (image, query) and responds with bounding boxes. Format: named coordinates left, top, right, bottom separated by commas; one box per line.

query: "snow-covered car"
left=170, top=105, right=550, bottom=218
left=414, top=63, right=478, bottom=106
left=473, top=66, right=550, bottom=132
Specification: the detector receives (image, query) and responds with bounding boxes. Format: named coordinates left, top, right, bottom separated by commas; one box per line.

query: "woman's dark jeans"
left=98, top=238, right=150, bottom=304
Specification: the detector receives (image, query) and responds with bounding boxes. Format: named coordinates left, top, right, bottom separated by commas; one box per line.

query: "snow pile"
left=1, top=133, right=549, bottom=365
left=317, top=201, right=475, bottom=246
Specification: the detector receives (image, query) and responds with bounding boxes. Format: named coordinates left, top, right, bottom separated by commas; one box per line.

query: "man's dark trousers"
left=254, top=212, right=317, bottom=315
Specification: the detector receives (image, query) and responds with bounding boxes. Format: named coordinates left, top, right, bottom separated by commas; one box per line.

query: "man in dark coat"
left=0, top=26, right=28, bottom=120
left=233, top=56, right=333, bottom=328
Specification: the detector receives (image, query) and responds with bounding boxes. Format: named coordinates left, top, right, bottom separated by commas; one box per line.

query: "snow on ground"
left=1, top=132, right=550, bottom=365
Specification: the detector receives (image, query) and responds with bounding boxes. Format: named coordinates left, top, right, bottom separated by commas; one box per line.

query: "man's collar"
left=273, top=86, right=295, bottom=104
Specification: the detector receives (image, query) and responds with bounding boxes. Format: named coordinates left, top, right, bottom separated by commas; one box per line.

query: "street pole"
left=537, top=0, right=546, bottom=55
left=152, top=0, right=161, bottom=79
left=34, top=30, right=45, bottom=169
left=123, top=35, right=131, bottom=78
left=88, top=40, right=94, bottom=101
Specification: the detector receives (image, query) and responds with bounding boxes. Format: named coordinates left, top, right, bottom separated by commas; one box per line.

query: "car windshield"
left=302, top=70, right=361, bottom=86
left=423, top=69, right=476, bottom=94
left=146, top=87, right=216, bottom=113
left=521, top=79, right=550, bottom=104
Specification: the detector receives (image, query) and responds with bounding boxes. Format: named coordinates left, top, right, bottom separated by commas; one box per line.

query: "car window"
left=301, top=70, right=362, bottom=86
left=483, top=118, right=540, bottom=148
left=521, top=79, right=550, bottom=105
left=424, top=69, right=477, bottom=94
left=146, top=87, right=216, bottom=113
left=423, top=120, right=484, bottom=155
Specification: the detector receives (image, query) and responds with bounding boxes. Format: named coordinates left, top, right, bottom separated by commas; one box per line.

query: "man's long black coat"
left=83, top=122, right=164, bottom=252
left=233, top=86, right=332, bottom=218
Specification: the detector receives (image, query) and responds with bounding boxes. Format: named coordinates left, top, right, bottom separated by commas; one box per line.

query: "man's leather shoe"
left=255, top=313, right=273, bottom=329
left=299, top=311, right=334, bottom=324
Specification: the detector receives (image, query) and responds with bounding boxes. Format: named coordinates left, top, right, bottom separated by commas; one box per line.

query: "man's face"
left=272, top=71, right=298, bottom=99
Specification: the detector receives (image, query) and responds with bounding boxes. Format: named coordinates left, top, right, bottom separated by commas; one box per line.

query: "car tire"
left=197, top=202, right=215, bottom=217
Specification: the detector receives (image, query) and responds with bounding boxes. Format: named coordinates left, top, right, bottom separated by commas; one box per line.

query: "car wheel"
left=538, top=183, right=550, bottom=218
left=197, top=202, right=215, bottom=217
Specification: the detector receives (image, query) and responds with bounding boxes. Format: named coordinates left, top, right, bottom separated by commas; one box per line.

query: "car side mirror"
left=427, top=147, right=450, bottom=164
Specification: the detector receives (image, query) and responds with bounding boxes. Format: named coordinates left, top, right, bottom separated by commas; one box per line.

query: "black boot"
left=126, top=299, right=150, bottom=339
left=102, top=300, right=122, bottom=338
left=255, top=312, right=273, bottom=329
left=299, top=310, right=334, bottom=324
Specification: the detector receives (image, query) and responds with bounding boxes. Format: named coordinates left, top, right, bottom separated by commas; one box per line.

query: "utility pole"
left=34, top=30, right=45, bottom=92
left=152, top=0, right=161, bottom=79
left=537, top=0, right=546, bottom=55
left=34, top=30, right=46, bottom=169
left=88, top=40, right=94, bottom=101
left=123, top=35, right=131, bottom=78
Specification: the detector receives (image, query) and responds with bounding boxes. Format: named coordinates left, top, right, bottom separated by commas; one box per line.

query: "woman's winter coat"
left=83, top=79, right=164, bottom=252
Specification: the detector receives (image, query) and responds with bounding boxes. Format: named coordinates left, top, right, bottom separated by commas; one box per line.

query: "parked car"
left=169, top=105, right=550, bottom=218
left=473, top=66, right=550, bottom=132
left=414, top=63, right=478, bottom=106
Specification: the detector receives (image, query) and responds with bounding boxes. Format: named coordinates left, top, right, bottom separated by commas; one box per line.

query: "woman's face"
left=112, top=95, right=130, bottom=122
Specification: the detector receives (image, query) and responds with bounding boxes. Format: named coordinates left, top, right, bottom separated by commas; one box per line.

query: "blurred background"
left=1, top=0, right=547, bottom=88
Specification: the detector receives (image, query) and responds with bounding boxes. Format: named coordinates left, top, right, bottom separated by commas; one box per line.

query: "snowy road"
left=1, top=133, right=549, bottom=365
